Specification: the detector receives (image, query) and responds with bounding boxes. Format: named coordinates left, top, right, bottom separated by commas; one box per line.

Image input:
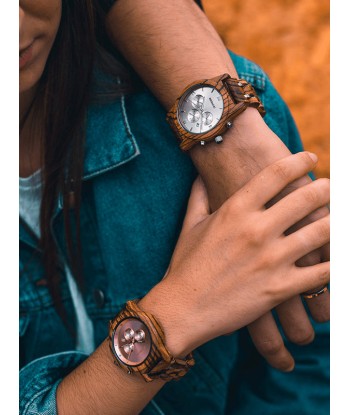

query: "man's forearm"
left=106, top=0, right=297, bottom=208
left=106, top=0, right=238, bottom=109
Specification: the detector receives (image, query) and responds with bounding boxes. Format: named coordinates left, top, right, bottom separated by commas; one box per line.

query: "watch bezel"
left=176, top=83, right=225, bottom=135
left=111, top=316, right=153, bottom=368
left=166, top=74, right=237, bottom=149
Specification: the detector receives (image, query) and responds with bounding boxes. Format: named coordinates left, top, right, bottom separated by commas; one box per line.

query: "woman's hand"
left=140, top=152, right=330, bottom=358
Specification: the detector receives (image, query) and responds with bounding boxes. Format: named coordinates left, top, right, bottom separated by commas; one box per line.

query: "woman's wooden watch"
left=166, top=73, right=266, bottom=151
left=109, top=300, right=195, bottom=382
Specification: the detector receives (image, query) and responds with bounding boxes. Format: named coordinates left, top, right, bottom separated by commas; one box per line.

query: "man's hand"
left=190, top=108, right=330, bottom=371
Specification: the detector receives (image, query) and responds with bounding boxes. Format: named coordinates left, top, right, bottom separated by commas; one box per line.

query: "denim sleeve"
left=19, top=351, right=88, bottom=415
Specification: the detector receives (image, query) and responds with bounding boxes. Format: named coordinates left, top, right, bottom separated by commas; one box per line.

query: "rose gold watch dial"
left=113, top=318, right=152, bottom=366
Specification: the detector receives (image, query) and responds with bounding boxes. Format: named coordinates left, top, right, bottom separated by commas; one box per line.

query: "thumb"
left=182, top=176, right=210, bottom=231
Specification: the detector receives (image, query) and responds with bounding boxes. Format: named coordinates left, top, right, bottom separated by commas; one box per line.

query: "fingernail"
left=308, top=152, right=318, bottom=163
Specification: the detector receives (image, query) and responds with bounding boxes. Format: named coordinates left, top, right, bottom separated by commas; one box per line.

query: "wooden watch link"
left=109, top=300, right=195, bottom=382
left=166, top=73, right=266, bottom=151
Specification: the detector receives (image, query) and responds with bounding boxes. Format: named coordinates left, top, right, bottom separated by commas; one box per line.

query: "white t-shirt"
left=19, top=170, right=95, bottom=354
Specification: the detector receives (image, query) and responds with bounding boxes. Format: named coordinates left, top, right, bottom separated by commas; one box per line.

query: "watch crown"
left=215, top=136, right=223, bottom=144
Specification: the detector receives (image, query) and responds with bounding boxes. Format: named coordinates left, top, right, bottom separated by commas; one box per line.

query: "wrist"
left=138, top=280, right=195, bottom=358
left=189, top=108, right=294, bottom=209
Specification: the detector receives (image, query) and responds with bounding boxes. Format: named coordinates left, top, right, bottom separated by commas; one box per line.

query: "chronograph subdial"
left=191, top=94, right=205, bottom=110
left=202, top=111, right=213, bottom=126
left=187, top=109, right=201, bottom=123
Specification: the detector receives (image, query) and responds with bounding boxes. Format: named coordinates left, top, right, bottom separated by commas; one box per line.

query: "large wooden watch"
left=109, top=300, right=195, bottom=382
left=166, top=73, right=266, bottom=151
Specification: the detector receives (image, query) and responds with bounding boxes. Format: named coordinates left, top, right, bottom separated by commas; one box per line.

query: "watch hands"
left=127, top=338, right=135, bottom=360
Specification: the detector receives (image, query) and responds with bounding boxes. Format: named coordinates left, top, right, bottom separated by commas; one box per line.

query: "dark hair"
left=24, top=0, right=138, bottom=334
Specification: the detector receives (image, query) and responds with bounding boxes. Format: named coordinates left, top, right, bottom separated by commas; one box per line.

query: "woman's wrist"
left=138, top=280, right=196, bottom=358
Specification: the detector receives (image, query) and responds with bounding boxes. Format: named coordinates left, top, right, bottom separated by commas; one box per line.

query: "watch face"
left=177, top=84, right=224, bottom=134
left=112, top=318, right=152, bottom=367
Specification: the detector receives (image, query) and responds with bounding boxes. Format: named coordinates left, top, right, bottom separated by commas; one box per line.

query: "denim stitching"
left=120, top=94, right=140, bottom=155
left=150, top=399, right=166, bottom=415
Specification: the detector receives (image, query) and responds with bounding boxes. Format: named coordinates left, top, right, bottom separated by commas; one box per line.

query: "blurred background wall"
left=202, top=0, right=329, bottom=178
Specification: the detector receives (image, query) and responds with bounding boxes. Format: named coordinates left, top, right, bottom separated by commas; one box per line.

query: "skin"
left=106, top=0, right=330, bottom=371
left=19, top=0, right=62, bottom=178
left=19, top=2, right=330, bottom=413
left=57, top=153, right=329, bottom=414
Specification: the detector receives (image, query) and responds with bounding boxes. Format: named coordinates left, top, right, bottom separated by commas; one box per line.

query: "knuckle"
left=243, top=225, right=264, bottom=247
left=318, top=218, right=330, bottom=241
left=318, top=270, right=330, bottom=286
left=271, top=162, right=290, bottom=181
left=222, top=197, right=240, bottom=216
left=299, top=151, right=314, bottom=165
left=304, top=187, right=320, bottom=205
left=288, top=328, right=315, bottom=345
left=313, top=178, right=330, bottom=202
left=259, top=339, right=285, bottom=356
left=264, top=278, right=287, bottom=303
left=243, top=216, right=271, bottom=247
left=318, top=177, right=330, bottom=193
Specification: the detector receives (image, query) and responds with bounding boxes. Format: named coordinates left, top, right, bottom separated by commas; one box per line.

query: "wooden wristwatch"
left=166, top=73, right=266, bottom=151
left=109, top=300, right=195, bottom=382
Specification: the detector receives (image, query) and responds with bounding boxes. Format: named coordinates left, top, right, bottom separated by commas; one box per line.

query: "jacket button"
left=93, top=289, right=105, bottom=308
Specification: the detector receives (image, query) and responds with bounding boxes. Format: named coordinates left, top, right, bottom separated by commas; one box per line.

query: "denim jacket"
left=19, top=51, right=329, bottom=415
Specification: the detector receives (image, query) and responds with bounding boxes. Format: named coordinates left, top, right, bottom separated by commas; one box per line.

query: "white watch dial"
left=177, top=85, right=224, bottom=134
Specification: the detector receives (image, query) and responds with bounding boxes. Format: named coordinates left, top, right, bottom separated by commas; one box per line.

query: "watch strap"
left=167, top=74, right=265, bottom=152
left=224, top=77, right=266, bottom=117
left=109, top=300, right=195, bottom=382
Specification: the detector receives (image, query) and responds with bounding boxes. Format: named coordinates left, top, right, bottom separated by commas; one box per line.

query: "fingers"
left=265, top=178, right=330, bottom=236
left=303, top=242, right=330, bottom=323
left=296, top=245, right=330, bottom=323
left=234, top=152, right=318, bottom=209
left=182, top=176, right=210, bottom=230
left=247, top=312, right=295, bottom=372
left=276, top=296, right=315, bottom=345
left=286, top=261, right=330, bottom=298
left=284, top=215, right=330, bottom=263
left=285, top=206, right=330, bottom=323
left=304, top=288, right=330, bottom=322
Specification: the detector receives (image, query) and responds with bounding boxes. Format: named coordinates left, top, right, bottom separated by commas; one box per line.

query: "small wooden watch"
left=109, top=300, right=195, bottom=382
left=166, top=73, right=266, bottom=151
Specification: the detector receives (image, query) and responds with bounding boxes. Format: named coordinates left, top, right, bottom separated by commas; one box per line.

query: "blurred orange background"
left=202, top=0, right=330, bottom=178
